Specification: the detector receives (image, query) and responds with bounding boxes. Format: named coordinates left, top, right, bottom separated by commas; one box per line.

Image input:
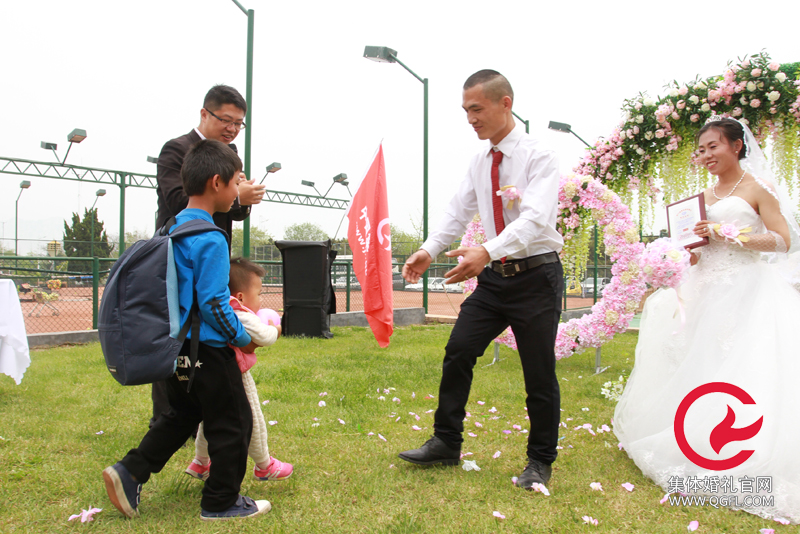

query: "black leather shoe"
left=398, top=436, right=460, bottom=466
left=517, top=458, right=552, bottom=489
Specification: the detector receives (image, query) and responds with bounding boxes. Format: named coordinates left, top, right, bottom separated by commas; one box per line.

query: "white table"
left=0, top=279, right=30, bottom=384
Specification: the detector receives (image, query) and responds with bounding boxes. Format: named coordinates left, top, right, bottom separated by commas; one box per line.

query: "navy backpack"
left=98, top=218, right=224, bottom=389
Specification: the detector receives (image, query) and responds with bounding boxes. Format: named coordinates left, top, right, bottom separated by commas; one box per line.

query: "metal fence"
left=2, top=254, right=615, bottom=335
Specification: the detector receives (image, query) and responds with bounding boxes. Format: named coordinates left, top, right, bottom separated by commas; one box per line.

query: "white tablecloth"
left=0, top=279, right=30, bottom=384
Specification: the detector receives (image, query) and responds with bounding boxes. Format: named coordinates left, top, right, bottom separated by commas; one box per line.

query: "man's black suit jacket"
left=155, top=129, right=250, bottom=249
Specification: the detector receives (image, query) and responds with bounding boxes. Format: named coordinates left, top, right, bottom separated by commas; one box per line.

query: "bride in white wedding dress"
left=614, top=117, right=800, bottom=524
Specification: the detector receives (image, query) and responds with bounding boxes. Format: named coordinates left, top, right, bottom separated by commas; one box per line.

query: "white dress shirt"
left=421, top=123, right=564, bottom=262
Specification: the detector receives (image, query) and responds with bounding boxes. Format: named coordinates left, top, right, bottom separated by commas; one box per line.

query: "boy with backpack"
left=102, top=139, right=270, bottom=521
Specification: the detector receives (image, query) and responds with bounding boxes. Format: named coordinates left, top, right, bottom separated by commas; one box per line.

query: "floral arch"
left=463, top=52, right=800, bottom=359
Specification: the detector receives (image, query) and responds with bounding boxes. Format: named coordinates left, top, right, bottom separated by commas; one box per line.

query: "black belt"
left=490, top=252, right=559, bottom=278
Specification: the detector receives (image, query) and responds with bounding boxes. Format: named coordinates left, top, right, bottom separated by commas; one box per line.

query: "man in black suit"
left=151, top=84, right=265, bottom=427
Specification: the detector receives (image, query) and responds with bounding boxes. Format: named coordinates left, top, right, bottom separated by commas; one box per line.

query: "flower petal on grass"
left=337, top=419, right=345, bottom=425
left=467, top=432, right=477, bottom=437
left=411, top=392, right=415, bottom=399
left=95, top=431, right=104, bottom=435
left=459, top=452, right=473, bottom=459
left=268, top=420, right=277, bottom=425
left=367, top=432, right=374, bottom=436
left=261, top=400, right=269, bottom=405
left=319, top=392, right=327, bottom=397
left=530, top=483, right=550, bottom=496
left=411, top=425, right=422, bottom=431
left=475, top=422, right=483, bottom=428
left=69, top=508, right=102, bottom=523
left=425, top=409, right=434, bottom=413
left=590, top=482, right=603, bottom=491
left=378, top=396, right=385, bottom=401
left=477, top=401, right=485, bottom=405
left=492, top=511, right=505, bottom=520
left=502, top=430, right=512, bottom=435
left=760, top=529, right=775, bottom=534
left=774, top=517, right=790, bottom=525
left=311, top=423, right=320, bottom=427
left=378, top=434, right=387, bottom=441
left=687, top=520, right=699, bottom=531
left=461, top=460, right=481, bottom=471
left=392, top=397, right=401, bottom=403
left=618, top=443, right=625, bottom=451
left=489, top=407, right=498, bottom=413
left=512, top=424, right=522, bottom=430
left=582, top=515, right=598, bottom=526
left=621, top=483, right=635, bottom=492
left=659, top=493, right=670, bottom=504
left=395, top=416, right=401, bottom=422
left=318, top=400, right=326, bottom=407
left=492, top=450, right=501, bottom=459
left=511, top=476, right=518, bottom=485
left=599, top=424, right=611, bottom=433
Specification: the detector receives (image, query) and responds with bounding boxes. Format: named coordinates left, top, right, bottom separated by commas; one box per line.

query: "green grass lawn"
left=0, top=326, right=785, bottom=533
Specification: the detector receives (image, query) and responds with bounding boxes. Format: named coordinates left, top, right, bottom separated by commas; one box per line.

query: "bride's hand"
left=694, top=220, right=717, bottom=238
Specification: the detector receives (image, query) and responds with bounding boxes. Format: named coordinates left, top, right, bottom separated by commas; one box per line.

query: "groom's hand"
left=443, top=246, right=490, bottom=283
left=403, top=250, right=432, bottom=284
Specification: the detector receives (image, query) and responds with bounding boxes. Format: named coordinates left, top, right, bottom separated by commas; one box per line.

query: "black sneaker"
left=200, top=495, right=271, bottom=521
left=102, top=462, right=142, bottom=518
left=398, top=435, right=461, bottom=466
left=516, top=458, right=552, bottom=490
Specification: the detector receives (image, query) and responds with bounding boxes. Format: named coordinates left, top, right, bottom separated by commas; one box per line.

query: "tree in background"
left=231, top=225, right=275, bottom=259
left=62, top=208, right=113, bottom=273
left=284, top=222, right=329, bottom=242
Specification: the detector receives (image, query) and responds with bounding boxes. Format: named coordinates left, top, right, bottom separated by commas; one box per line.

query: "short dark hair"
left=229, top=257, right=266, bottom=294
left=463, top=70, right=514, bottom=103
left=696, top=118, right=747, bottom=160
left=203, top=84, right=247, bottom=114
left=181, top=139, right=243, bottom=196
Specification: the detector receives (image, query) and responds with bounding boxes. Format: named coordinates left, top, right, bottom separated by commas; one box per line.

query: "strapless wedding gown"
left=614, top=196, right=800, bottom=524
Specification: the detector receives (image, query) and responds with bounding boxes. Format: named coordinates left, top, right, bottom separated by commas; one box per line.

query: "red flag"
left=347, top=145, right=393, bottom=347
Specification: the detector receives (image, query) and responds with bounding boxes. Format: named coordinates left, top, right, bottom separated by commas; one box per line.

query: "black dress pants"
left=121, top=341, right=252, bottom=512
left=433, top=259, right=563, bottom=464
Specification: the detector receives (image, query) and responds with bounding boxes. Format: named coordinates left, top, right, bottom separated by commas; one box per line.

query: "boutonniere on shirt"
left=496, top=185, right=521, bottom=210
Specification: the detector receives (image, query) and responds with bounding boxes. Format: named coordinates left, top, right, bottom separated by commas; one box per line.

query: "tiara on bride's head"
left=705, top=114, right=726, bottom=124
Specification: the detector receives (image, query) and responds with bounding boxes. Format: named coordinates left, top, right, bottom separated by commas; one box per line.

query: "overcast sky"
left=1, top=0, right=797, bottom=254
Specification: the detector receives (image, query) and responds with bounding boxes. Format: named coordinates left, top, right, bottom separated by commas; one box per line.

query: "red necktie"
left=490, top=148, right=506, bottom=263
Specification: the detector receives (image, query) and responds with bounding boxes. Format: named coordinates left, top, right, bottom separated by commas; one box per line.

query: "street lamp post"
left=40, top=128, right=87, bottom=164
left=15, top=180, right=31, bottom=268
left=363, top=45, right=430, bottom=311
left=231, top=0, right=255, bottom=258
left=89, top=189, right=107, bottom=258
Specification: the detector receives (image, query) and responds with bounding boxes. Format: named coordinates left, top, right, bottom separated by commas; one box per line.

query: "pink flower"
left=768, top=62, right=780, bottom=71
left=492, top=511, right=506, bottom=520
left=690, top=114, right=700, bottom=122
left=69, top=508, right=103, bottom=523
left=671, top=112, right=680, bottom=120
left=687, top=520, right=699, bottom=531
left=750, top=99, right=761, bottom=108
left=621, top=482, right=635, bottom=492
left=493, top=450, right=501, bottom=459
left=590, top=482, right=603, bottom=491
left=751, top=68, right=762, bottom=77
left=678, top=86, right=688, bottom=96
left=655, top=129, right=665, bottom=139
left=676, top=100, right=686, bottom=110
left=582, top=516, right=599, bottom=526
left=732, top=107, right=743, bottom=117
left=760, top=529, right=775, bottom=534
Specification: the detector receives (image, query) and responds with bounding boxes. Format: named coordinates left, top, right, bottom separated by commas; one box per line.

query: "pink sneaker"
left=185, top=459, right=210, bottom=481
left=254, top=457, right=293, bottom=481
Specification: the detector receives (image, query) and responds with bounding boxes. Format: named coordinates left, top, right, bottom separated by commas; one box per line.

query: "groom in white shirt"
left=399, top=70, right=564, bottom=490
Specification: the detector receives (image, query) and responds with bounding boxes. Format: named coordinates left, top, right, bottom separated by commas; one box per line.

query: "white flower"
left=767, top=91, right=781, bottom=102
left=688, top=95, right=699, bottom=105
left=644, top=131, right=654, bottom=140
left=701, top=103, right=711, bottom=112
left=635, top=115, right=644, bottom=124
left=740, top=96, right=748, bottom=105
left=636, top=148, right=645, bottom=155
left=462, top=460, right=481, bottom=471
left=643, top=97, right=655, bottom=106
left=695, top=82, right=707, bottom=90
left=668, top=88, right=679, bottom=97
left=747, top=81, right=756, bottom=92
left=776, top=72, right=787, bottom=83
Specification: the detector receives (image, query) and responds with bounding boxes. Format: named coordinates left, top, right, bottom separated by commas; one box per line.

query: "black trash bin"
left=275, top=239, right=337, bottom=338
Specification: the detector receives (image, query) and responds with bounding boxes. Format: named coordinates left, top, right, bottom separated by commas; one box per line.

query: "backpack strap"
left=186, top=294, right=201, bottom=393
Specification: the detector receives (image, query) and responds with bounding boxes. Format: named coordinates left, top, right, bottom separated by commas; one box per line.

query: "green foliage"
left=284, top=221, right=329, bottom=241
left=232, top=225, right=274, bottom=258
left=62, top=208, right=113, bottom=273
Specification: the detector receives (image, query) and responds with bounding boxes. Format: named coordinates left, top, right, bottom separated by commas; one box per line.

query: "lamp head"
left=20, top=180, right=31, bottom=189
left=41, top=141, right=57, bottom=151
left=266, top=162, right=282, bottom=173
left=363, top=46, right=397, bottom=63
left=548, top=121, right=572, bottom=133
left=96, top=189, right=107, bottom=197
left=147, top=156, right=159, bottom=164
left=67, top=128, right=87, bottom=143
left=340, top=180, right=349, bottom=186
left=333, top=173, right=348, bottom=183
left=301, top=180, right=315, bottom=188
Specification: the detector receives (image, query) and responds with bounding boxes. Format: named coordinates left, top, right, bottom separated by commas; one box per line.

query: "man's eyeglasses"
left=204, top=108, right=247, bottom=130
